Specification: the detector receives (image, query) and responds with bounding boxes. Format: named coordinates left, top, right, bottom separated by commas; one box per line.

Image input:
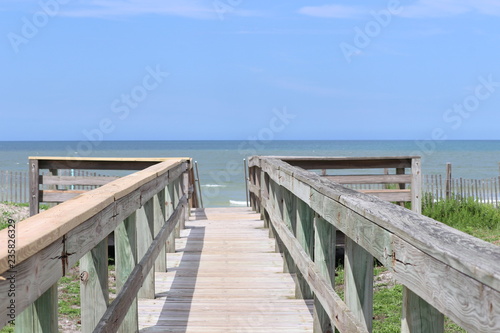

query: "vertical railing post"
left=29, top=159, right=39, bottom=216
left=249, top=166, right=257, bottom=210
left=137, top=198, right=155, bottom=299
left=281, top=187, right=296, bottom=275
left=344, top=237, right=374, bottom=332
left=411, top=157, right=422, bottom=214
left=313, top=215, right=336, bottom=333
left=401, top=157, right=444, bottom=333
left=183, top=170, right=190, bottom=227
left=16, top=284, right=58, bottom=333
left=295, top=198, right=314, bottom=299
left=396, top=167, right=406, bottom=207
left=115, top=213, right=138, bottom=333
left=154, top=189, right=167, bottom=272
left=166, top=180, right=176, bottom=253
left=174, top=178, right=181, bottom=238
left=17, top=161, right=58, bottom=333
left=80, top=239, right=109, bottom=333
left=401, top=289, right=444, bottom=333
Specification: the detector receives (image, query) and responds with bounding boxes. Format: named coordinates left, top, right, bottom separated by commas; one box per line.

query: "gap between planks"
left=138, top=207, right=314, bottom=333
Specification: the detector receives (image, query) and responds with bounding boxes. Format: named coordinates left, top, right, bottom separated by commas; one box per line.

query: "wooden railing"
left=248, top=156, right=500, bottom=333
left=276, top=156, right=421, bottom=207
left=0, top=157, right=197, bottom=332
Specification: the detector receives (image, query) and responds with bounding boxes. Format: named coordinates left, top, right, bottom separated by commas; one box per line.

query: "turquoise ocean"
left=1, top=140, right=499, bottom=207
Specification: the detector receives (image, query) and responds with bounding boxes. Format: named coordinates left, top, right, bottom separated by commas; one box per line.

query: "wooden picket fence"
left=0, top=170, right=118, bottom=203
left=424, top=174, right=500, bottom=206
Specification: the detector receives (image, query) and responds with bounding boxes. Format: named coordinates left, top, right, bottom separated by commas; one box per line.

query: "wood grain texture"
left=137, top=198, right=155, bottom=299
left=153, top=190, right=167, bottom=273
left=344, top=237, right=373, bottom=332
left=80, top=239, right=109, bottom=333
left=0, top=159, right=191, bottom=329
left=137, top=207, right=314, bottom=333
left=323, top=174, right=411, bottom=184
left=313, top=216, right=336, bottom=333
left=263, top=200, right=369, bottom=333
left=357, top=189, right=411, bottom=202
left=93, top=197, right=186, bottom=333
left=41, top=175, right=119, bottom=186
left=16, top=284, right=58, bottom=333
left=250, top=156, right=500, bottom=332
left=115, top=213, right=139, bottom=333
left=0, top=159, right=189, bottom=275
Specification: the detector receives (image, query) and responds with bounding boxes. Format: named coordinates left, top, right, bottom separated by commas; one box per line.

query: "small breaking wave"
left=229, top=200, right=247, bottom=206
left=201, top=184, right=226, bottom=188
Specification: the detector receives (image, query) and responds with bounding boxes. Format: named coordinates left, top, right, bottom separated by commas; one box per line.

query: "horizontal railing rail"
left=248, top=156, right=500, bottom=333
left=0, top=157, right=194, bottom=332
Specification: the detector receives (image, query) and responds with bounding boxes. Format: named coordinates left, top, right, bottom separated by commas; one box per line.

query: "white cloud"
left=398, top=0, right=471, bottom=18
left=298, top=1, right=500, bottom=20
left=399, top=0, right=500, bottom=18
left=58, top=0, right=255, bottom=20
left=297, top=5, right=366, bottom=19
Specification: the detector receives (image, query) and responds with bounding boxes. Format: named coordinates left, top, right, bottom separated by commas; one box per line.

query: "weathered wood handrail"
left=248, top=156, right=500, bottom=333
left=262, top=156, right=422, bottom=207
left=0, top=157, right=195, bottom=332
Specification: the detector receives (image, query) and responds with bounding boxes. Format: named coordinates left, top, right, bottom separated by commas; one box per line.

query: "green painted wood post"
left=154, top=190, right=167, bottom=272
left=249, top=166, right=256, bottom=210
left=174, top=178, right=181, bottom=238
left=165, top=181, right=177, bottom=253
left=16, top=285, right=58, bottom=333
left=137, top=198, right=155, bottom=299
left=345, top=237, right=374, bottom=332
left=281, top=187, right=296, bottom=275
left=401, top=156, right=444, bottom=333
left=17, top=164, right=58, bottom=333
left=313, top=216, right=336, bottom=333
left=166, top=181, right=176, bottom=253
left=401, top=288, right=444, bottom=333
left=115, top=213, right=138, bottom=333
left=183, top=171, right=190, bottom=227
left=80, top=238, right=109, bottom=333
left=295, top=198, right=314, bottom=299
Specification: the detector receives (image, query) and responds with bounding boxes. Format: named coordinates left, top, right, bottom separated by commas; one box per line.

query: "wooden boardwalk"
left=138, top=207, right=314, bottom=332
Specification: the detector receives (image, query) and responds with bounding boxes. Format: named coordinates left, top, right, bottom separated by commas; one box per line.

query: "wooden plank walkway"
left=138, top=207, right=314, bottom=332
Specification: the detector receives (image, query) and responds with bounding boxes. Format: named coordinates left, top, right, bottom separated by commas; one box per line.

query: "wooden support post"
left=165, top=182, right=175, bottom=253
left=248, top=167, right=255, bottom=210
left=80, top=239, right=109, bottom=333
left=137, top=199, right=155, bottom=299
left=264, top=211, right=274, bottom=238
left=411, top=157, right=422, bottom=214
left=445, top=162, right=452, bottom=199
left=174, top=178, right=181, bottom=238
left=154, top=190, right=167, bottom=272
left=166, top=182, right=176, bottom=253
left=29, top=159, right=39, bottom=216
left=16, top=285, right=58, bottom=333
left=402, top=157, right=444, bottom=333
left=396, top=167, right=406, bottom=207
left=115, top=213, right=138, bottom=333
left=18, top=160, right=58, bottom=333
left=183, top=171, right=190, bottom=226
left=345, top=237, right=373, bottom=332
left=313, top=216, right=336, bottom=333
left=255, top=167, right=263, bottom=214
left=295, top=198, right=314, bottom=299
left=401, top=288, right=444, bottom=333
left=281, top=188, right=296, bottom=275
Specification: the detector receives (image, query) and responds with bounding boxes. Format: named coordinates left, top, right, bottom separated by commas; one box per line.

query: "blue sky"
left=1, top=0, right=500, bottom=141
